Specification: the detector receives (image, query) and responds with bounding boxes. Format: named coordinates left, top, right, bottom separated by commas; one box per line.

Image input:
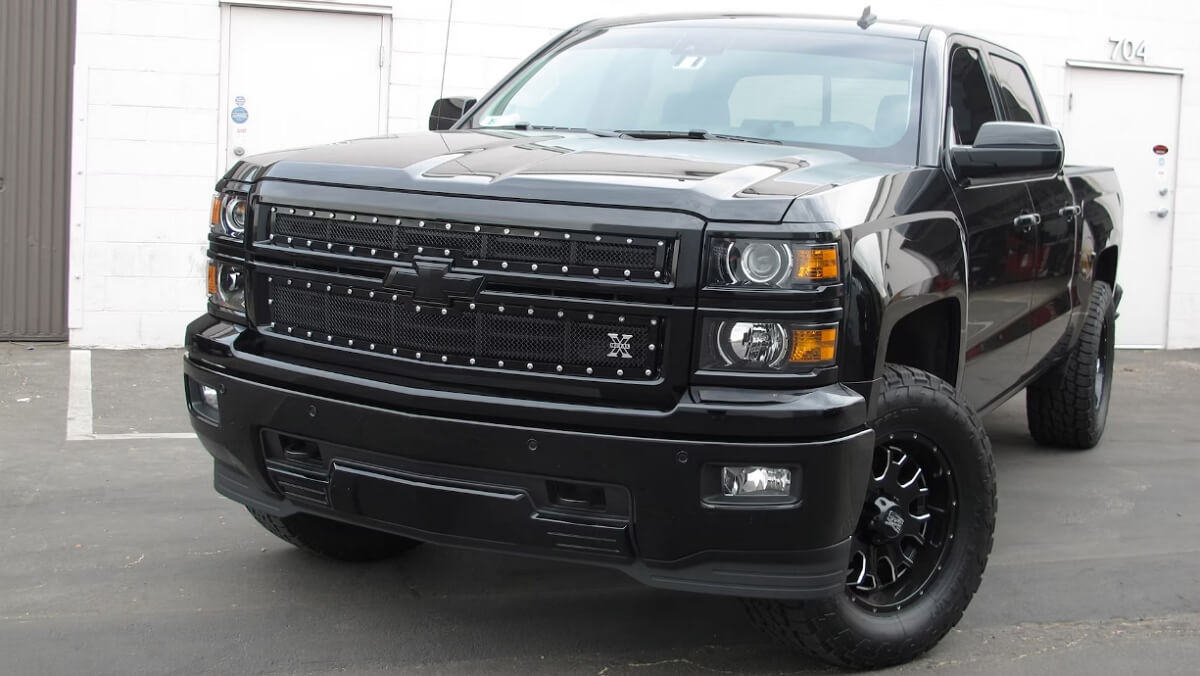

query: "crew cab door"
left=985, top=51, right=1078, bottom=372
left=944, top=45, right=1039, bottom=409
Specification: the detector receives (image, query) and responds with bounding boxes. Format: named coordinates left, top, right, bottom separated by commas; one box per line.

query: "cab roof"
left=576, top=12, right=935, bottom=41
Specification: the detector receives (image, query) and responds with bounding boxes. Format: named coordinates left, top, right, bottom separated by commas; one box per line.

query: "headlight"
left=211, top=193, right=248, bottom=237
left=699, top=319, right=836, bottom=372
left=706, top=238, right=838, bottom=289
left=207, top=260, right=245, bottom=314
left=720, top=321, right=790, bottom=368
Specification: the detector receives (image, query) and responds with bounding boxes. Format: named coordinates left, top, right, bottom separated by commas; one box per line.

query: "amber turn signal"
left=210, top=194, right=222, bottom=227
left=206, top=261, right=218, bottom=296
left=794, top=246, right=839, bottom=282
left=789, top=328, right=837, bottom=363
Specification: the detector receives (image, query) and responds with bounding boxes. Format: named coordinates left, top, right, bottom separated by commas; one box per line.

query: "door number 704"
left=1109, top=38, right=1148, bottom=63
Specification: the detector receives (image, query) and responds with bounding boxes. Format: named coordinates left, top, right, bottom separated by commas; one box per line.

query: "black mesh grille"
left=488, top=236, right=569, bottom=263
left=266, top=277, right=660, bottom=378
left=268, top=210, right=667, bottom=279
left=577, top=241, right=657, bottom=269
left=329, top=220, right=392, bottom=249
left=401, top=229, right=481, bottom=253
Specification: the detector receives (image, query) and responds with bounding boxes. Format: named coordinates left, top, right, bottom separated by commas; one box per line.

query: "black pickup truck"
left=186, top=13, right=1122, bottom=669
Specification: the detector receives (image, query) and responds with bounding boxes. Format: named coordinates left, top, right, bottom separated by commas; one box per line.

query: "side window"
left=988, top=54, right=1043, bottom=123
left=948, top=47, right=996, bottom=145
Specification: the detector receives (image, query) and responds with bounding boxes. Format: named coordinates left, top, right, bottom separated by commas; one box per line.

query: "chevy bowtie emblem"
left=382, top=257, right=483, bottom=305
left=607, top=333, right=634, bottom=359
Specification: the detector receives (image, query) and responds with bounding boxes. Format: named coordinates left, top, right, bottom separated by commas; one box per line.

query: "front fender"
left=842, top=213, right=968, bottom=389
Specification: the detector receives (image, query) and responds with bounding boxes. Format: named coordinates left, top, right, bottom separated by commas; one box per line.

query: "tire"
left=247, top=507, right=421, bottom=562
left=1026, top=281, right=1115, bottom=449
left=743, top=365, right=997, bottom=669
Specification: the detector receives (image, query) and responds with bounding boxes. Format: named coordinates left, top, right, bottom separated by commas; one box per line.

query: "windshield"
left=470, top=24, right=924, bottom=163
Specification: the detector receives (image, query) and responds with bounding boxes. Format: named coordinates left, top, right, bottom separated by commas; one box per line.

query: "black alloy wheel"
left=847, top=433, right=955, bottom=612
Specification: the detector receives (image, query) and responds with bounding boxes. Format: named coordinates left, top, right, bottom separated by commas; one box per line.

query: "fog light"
left=721, top=466, right=792, bottom=497
left=200, top=384, right=219, bottom=411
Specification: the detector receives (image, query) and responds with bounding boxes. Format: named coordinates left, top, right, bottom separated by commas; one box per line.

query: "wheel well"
left=1095, top=246, right=1118, bottom=287
left=884, top=299, right=961, bottom=386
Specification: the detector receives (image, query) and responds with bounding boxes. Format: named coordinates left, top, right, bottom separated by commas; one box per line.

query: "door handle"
left=233, top=146, right=245, bottom=157
left=1058, top=205, right=1081, bottom=218
left=1013, top=213, right=1041, bottom=231
left=1151, top=208, right=1169, bottom=218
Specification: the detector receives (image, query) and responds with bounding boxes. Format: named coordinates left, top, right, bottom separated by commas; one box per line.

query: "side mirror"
left=949, top=121, right=1064, bottom=183
left=428, top=97, right=477, bottom=131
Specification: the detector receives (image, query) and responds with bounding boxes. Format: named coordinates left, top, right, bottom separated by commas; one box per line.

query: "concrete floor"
left=2, top=344, right=1199, bottom=675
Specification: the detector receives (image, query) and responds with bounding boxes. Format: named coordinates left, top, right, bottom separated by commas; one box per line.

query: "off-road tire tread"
left=1026, top=282, right=1114, bottom=449
left=247, top=507, right=420, bottom=562
left=742, top=365, right=996, bottom=669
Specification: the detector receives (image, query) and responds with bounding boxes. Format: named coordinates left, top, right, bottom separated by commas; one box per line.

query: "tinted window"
left=989, top=54, right=1042, bottom=123
left=948, top=47, right=996, bottom=146
left=473, top=26, right=924, bottom=163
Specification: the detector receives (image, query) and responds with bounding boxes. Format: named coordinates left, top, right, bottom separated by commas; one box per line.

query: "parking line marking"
left=66, top=349, right=94, bottom=441
left=65, top=348, right=197, bottom=442
left=83, top=432, right=197, bottom=441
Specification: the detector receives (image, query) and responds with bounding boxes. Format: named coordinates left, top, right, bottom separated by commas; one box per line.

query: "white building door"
left=1065, top=66, right=1181, bottom=348
left=222, top=5, right=389, bottom=169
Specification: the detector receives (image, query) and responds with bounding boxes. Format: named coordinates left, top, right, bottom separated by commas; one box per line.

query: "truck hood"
left=228, top=130, right=908, bottom=223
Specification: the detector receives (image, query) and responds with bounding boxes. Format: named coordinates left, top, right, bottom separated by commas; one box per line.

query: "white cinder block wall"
left=69, top=0, right=1200, bottom=347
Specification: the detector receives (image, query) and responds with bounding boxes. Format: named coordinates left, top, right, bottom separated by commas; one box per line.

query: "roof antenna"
left=857, top=5, right=877, bottom=30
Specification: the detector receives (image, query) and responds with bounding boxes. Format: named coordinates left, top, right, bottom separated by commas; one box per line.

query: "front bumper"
left=185, top=320, right=875, bottom=599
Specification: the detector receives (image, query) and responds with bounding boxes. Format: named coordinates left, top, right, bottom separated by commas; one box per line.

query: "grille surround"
left=264, top=206, right=672, bottom=284
left=263, top=274, right=663, bottom=380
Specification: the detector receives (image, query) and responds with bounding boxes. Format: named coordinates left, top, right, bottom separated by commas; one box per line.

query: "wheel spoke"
left=849, top=549, right=868, bottom=587
left=873, top=446, right=894, bottom=483
left=899, top=465, right=922, bottom=489
left=902, top=529, right=926, bottom=548
left=878, top=553, right=898, bottom=585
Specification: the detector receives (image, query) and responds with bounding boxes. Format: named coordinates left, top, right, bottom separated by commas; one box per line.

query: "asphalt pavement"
left=2, top=344, right=1199, bottom=675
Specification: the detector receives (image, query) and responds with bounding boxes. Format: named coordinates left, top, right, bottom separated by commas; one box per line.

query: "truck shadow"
left=246, top=543, right=833, bottom=674
left=982, top=391, right=1047, bottom=453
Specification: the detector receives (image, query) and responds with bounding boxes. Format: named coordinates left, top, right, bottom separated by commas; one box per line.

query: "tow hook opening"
left=547, top=480, right=608, bottom=511
left=263, top=432, right=324, bottom=468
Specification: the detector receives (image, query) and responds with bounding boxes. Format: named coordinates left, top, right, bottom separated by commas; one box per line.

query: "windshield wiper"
left=616, top=129, right=782, bottom=145
left=482, top=123, right=620, bottom=137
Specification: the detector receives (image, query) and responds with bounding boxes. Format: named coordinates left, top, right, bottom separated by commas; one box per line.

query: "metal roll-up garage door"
left=0, top=0, right=75, bottom=340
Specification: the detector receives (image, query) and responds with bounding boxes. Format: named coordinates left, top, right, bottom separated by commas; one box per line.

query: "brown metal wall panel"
left=0, top=0, right=74, bottom=339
